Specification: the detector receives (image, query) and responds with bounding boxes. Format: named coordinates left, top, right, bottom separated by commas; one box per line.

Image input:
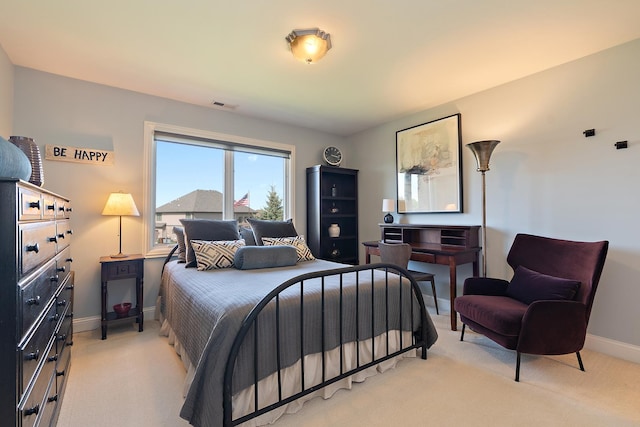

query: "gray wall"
left=0, top=43, right=13, bottom=136
left=350, top=38, right=640, bottom=350
left=12, top=67, right=345, bottom=320
left=6, top=38, right=640, bottom=357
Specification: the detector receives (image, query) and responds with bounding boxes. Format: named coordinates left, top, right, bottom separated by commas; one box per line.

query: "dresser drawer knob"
left=48, top=354, right=59, bottom=362
left=50, top=275, right=59, bottom=283
left=24, top=404, right=39, bottom=416
left=28, top=200, right=41, bottom=210
left=57, top=266, right=66, bottom=273
left=48, top=236, right=58, bottom=243
left=66, top=257, right=73, bottom=263
left=56, top=369, right=66, bottom=377
left=47, top=394, right=59, bottom=403
left=58, top=233, right=65, bottom=239
left=26, top=243, right=39, bottom=253
left=25, top=349, right=40, bottom=361
left=47, top=204, right=55, bottom=211
left=57, top=334, right=67, bottom=342
left=65, top=311, right=74, bottom=319
left=50, top=313, right=60, bottom=322
left=66, top=229, right=74, bottom=235
left=65, top=284, right=74, bottom=290
left=27, top=296, right=41, bottom=306
left=57, top=299, right=67, bottom=307
left=66, top=207, right=73, bottom=213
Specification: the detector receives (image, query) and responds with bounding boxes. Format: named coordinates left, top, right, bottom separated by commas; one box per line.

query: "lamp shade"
left=467, top=140, right=500, bottom=172
left=382, top=199, right=395, bottom=213
left=286, top=28, right=332, bottom=64
left=102, top=192, right=140, bottom=216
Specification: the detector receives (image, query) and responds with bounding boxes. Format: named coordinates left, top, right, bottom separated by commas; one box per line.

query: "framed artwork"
left=396, top=113, right=462, bottom=213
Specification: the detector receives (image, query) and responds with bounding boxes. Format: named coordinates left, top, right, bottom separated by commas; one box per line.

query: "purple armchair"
left=454, top=233, right=608, bottom=381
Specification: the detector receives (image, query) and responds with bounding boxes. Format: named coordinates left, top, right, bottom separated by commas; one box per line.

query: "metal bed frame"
left=221, top=263, right=430, bottom=426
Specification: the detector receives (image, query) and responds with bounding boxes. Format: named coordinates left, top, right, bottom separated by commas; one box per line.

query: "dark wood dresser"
left=0, top=179, right=74, bottom=427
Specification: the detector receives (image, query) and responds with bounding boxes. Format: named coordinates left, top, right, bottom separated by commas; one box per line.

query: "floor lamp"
left=467, top=140, right=500, bottom=277
left=102, top=192, right=140, bottom=258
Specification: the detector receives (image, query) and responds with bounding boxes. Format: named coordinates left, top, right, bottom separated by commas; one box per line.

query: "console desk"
left=363, top=224, right=481, bottom=331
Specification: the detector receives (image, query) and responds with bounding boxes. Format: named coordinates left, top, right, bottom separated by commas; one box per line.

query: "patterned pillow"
left=261, top=236, right=315, bottom=262
left=190, top=239, right=245, bottom=270
left=179, top=219, right=240, bottom=268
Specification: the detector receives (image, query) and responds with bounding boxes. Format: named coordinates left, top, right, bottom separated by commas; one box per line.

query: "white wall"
left=0, top=43, right=13, bottom=136
left=12, top=68, right=346, bottom=320
left=350, top=38, right=640, bottom=349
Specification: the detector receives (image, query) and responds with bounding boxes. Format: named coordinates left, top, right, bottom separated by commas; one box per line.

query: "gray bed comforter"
left=159, top=259, right=438, bottom=427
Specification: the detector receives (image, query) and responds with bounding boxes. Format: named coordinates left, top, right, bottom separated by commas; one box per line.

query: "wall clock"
left=323, top=146, right=342, bottom=167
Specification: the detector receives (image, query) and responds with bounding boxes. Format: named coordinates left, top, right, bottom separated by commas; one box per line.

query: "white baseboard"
left=73, top=304, right=640, bottom=365
left=585, top=333, right=640, bottom=364
left=73, top=306, right=158, bottom=333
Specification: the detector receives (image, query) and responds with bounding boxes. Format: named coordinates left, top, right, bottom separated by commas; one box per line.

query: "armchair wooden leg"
left=515, top=352, right=521, bottom=382
left=460, top=323, right=466, bottom=341
left=576, top=351, right=585, bottom=371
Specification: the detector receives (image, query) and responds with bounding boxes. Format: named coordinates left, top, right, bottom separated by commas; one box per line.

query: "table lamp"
left=102, top=192, right=140, bottom=258
left=382, top=199, right=395, bottom=223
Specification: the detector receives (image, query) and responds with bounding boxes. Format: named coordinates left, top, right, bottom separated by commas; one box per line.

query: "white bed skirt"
left=159, top=315, right=416, bottom=427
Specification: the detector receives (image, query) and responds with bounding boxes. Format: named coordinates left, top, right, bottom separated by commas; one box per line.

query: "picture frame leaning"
left=396, top=113, right=462, bottom=214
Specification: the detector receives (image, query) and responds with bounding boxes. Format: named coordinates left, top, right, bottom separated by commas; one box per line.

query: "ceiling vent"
left=210, top=100, right=238, bottom=110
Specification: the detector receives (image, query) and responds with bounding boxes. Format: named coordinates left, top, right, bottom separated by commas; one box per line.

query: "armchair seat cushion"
left=455, top=295, right=528, bottom=337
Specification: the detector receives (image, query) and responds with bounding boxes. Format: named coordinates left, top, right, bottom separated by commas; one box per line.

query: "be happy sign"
left=45, top=144, right=114, bottom=166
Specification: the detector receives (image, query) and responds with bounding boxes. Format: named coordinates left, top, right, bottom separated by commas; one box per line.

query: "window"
left=144, top=122, right=295, bottom=257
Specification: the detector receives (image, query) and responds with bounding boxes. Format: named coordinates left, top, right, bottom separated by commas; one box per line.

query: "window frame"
left=143, top=121, right=295, bottom=258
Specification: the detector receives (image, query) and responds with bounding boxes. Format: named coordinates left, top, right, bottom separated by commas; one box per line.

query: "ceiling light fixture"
left=285, top=28, right=332, bottom=64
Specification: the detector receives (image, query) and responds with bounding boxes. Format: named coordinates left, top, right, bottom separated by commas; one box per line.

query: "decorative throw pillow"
left=247, top=218, right=298, bottom=246
left=190, top=239, right=245, bottom=270
left=172, top=226, right=187, bottom=263
left=261, top=236, right=315, bottom=262
left=180, top=219, right=239, bottom=268
left=234, top=245, right=298, bottom=270
left=239, top=226, right=257, bottom=246
left=506, top=265, right=581, bottom=305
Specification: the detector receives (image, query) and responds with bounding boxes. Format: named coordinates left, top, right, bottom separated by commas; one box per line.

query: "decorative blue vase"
left=0, top=135, right=32, bottom=181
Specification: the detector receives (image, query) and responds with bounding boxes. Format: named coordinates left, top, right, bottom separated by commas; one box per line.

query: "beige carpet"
left=58, top=308, right=640, bottom=426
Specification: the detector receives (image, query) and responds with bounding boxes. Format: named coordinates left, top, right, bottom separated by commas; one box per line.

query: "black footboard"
left=222, top=263, right=430, bottom=426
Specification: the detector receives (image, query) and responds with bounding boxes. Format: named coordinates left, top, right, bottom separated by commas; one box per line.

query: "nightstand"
left=99, top=254, right=144, bottom=339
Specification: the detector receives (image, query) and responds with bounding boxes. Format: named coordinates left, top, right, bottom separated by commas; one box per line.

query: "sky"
left=155, top=141, right=285, bottom=210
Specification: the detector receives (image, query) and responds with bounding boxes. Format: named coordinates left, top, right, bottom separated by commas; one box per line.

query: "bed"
left=157, top=220, right=438, bottom=427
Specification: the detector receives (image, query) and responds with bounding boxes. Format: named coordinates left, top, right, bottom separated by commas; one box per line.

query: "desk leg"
left=449, top=260, right=458, bottom=331
left=365, top=248, right=371, bottom=264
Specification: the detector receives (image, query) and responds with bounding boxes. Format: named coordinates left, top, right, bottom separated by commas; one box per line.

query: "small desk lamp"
left=102, top=192, right=140, bottom=258
left=382, top=199, right=396, bottom=223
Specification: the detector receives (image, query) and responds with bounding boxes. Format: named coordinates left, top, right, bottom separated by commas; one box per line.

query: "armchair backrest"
left=506, top=233, right=608, bottom=321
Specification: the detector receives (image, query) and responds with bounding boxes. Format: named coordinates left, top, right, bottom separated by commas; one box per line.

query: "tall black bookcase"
left=306, top=165, right=359, bottom=264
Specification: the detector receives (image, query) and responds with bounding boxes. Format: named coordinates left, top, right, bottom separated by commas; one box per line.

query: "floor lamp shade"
left=102, top=192, right=140, bottom=258
left=467, top=140, right=500, bottom=276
